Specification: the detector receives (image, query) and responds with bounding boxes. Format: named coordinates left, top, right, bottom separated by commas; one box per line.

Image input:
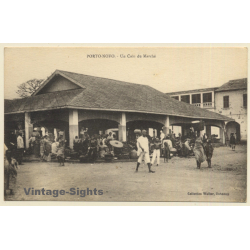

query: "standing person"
left=136, top=130, right=155, bottom=173
left=160, top=130, right=165, bottom=156
left=163, top=136, right=173, bottom=159
left=230, top=133, right=236, bottom=151
left=170, top=131, right=176, bottom=147
left=88, top=135, right=98, bottom=162
left=107, top=132, right=114, bottom=153
left=43, top=135, right=52, bottom=161
left=16, top=132, right=24, bottom=165
left=51, top=140, right=58, bottom=159
left=193, top=132, right=206, bottom=169
left=40, top=136, right=45, bottom=161
left=34, top=135, right=41, bottom=158
left=160, top=129, right=165, bottom=152
left=163, top=140, right=170, bottom=162
left=28, top=134, right=36, bottom=154
left=57, top=134, right=66, bottom=166
left=151, top=137, right=161, bottom=166
left=73, top=136, right=80, bottom=152
left=163, top=136, right=173, bottom=149
left=204, top=139, right=214, bottom=168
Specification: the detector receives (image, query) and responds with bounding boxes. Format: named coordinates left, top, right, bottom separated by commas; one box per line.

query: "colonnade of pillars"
left=24, top=110, right=171, bottom=149
left=24, top=110, right=225, bottom=149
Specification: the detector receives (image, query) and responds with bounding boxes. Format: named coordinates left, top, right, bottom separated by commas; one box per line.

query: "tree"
left=16, top=79, right=44, bottom=98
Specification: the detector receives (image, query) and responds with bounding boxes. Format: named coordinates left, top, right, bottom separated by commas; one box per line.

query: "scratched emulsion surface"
left=5, top=145, right=247, bottom=202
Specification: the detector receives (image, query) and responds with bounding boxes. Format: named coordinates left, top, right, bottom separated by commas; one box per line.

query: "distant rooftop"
left=166, top=78, right=247, bottom=95
left=215, top=78, right=247, bottom=92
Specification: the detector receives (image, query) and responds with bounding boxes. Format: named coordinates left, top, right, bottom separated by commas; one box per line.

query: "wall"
left=38, top=75, right=81, bottom=94
left=78, top=110, right=121, bottom=123
left=214, top=89, right=247, bottom=141
left=126, top=113, right=166, bottom=125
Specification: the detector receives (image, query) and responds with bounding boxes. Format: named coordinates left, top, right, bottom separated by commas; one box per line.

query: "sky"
left=4, top=47, right=248, bottom=99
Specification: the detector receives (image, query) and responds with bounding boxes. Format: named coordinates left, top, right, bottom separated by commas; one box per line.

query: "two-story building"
left=166, top=78, right=247, bottom=143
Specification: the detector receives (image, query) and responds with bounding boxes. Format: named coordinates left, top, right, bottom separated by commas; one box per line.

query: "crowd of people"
left=73, top=130, right=118, bottom=162
left=5, top=126, right=238, bottom=170
left=134, top=128, right=217, bottom=173
left=4, top=126, right=240, bottom=196
left=27, top=131, right=66, bottom=166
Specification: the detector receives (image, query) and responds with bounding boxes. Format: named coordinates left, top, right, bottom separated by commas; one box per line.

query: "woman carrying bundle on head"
left=193, top=131, right=206, bottom=169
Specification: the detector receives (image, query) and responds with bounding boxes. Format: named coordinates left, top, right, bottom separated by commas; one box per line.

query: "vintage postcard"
left=3, top=46, right=248, bottom=203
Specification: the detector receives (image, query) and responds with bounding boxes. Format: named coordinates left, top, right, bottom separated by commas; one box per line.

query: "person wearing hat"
left=136, top=130, right=155, bottom=173
left=203, top=139, right=214, bottom=168
left=151, top=137, right=161, bottom=166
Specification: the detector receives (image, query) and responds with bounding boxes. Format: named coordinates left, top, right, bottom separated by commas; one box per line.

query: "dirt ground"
left=4, top=145, right=247, bottom=202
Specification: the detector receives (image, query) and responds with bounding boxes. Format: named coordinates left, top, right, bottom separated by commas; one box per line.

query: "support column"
left=25, top=112, right=33, bottom=149
left=69, top=109, right=79, bottom=149
left=220, top=121, right=226, bottom=144
left=206, top=125, right=211, bottom=138
left=118, top=112, right=126, bottom=142
left=163, top=115, right=170, bottom=135
left=200, top=93, right=203, bottom=108
left=212, top=91, right=215, bottom=108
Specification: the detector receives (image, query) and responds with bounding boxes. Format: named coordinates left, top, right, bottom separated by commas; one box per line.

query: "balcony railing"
left=192, top=102, right=213, bottom=108
left=192, top=103, right=201, bottom=107
left=203, top=102, right=213, bottom=108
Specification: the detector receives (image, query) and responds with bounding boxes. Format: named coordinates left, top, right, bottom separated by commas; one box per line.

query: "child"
left=204, top=139, right=214, bottom=168
left=163, top=141, right=170, bottom=163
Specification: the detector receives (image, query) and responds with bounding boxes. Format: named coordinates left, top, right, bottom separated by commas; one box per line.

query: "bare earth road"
left=5, top=145, right=247, bottom=202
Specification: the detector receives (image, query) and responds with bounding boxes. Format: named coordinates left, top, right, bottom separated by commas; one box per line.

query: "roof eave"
left=4, top=105, right=234, bottom=122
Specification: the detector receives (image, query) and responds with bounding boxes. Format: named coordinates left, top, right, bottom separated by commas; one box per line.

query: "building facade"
left=167, top=78, right=247, bottom=143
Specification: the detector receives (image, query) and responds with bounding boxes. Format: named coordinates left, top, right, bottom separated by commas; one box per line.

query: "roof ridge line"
left=58, top=69, right=162, bottom=90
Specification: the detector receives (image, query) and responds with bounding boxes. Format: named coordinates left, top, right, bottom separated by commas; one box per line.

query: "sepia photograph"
left=3, top=46, right=248, bottom=202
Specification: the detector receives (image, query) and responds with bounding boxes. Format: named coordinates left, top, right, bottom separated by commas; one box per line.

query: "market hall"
left=4, top=69, right=233, bottom=152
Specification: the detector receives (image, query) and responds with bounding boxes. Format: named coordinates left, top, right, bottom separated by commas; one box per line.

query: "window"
left=181, top=95, right=190, bottom=104
left=192, top=94, right=201, bottom=104
left=223, top=96, right=229, bottom=108
left=203, top=92, right=212, bottom=103
left=171, top=96, right=179, bottom=101
left=243, top=94, right=247, bottom=107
